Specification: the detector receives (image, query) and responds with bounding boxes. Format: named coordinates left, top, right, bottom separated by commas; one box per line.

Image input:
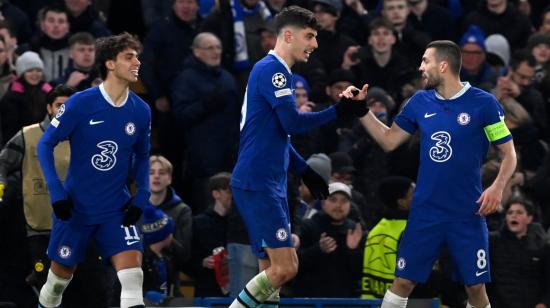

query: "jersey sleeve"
left=393, top=95, right=419, bottom=134
left=131, top=101, right=152, bottom=209
left=257, top=63, right=294, bottom=109
left=482, top=96, right=512, bottom=145
left=37, top=96, right=82, bottom=202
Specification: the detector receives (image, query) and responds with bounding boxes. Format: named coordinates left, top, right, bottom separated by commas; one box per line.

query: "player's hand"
left=335, top=88, right=369, bottom=119
left=301, top=165, right=329, bottom=200
left=123, top=203, right=143, bottom=226
left=476, top=184, right=503, bottom=216
left=52, top=198, right=72, bottom=220
left=319, top=232, right=337, bottom=253
left=346, top=223, right=362, bottom=249
left=340, top=84, right=369, bottom=101
left=203, top=255, right=215, bottom=269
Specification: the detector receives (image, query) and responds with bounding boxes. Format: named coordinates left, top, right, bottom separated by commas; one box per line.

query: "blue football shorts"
left=47, top=216, right=143, bottom=266
left=231, top=187, right=293, bottom=259
left=395, top=217, right=490, bottom=285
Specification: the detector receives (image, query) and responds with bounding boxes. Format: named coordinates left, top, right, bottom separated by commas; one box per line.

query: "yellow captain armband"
left=0, top=182, right=5, bottom=200
left=484, top=120, right=511, bottom=142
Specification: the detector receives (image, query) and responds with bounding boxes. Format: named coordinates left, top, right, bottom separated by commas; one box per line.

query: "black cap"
left=327, top=68, right=355, bottom=85
left=329, top=151, right=356, bottom=174
left=377, top=176, right=413, bottom=209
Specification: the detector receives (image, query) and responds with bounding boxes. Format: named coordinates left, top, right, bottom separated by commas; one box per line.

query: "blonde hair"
left=149, top=155, right=173, bottom=175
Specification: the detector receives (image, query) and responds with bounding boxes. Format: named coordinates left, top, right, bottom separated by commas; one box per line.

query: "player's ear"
left=283, top=28, right=293, bottom=44
left=439, top=61, right=447, bottom=73
left=105, top=59, right=115, bottom=71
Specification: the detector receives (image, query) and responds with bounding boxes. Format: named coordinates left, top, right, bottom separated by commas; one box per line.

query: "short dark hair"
left=275, top=6, right=320, bottom=34
left=504, top=196, right=536, bottom=217
left=426, top=40, right=461, bottom=75
left=0, top=20, right=15, bottom=37
left=39, top=3, right=68, bottom=22
left=208, top=172, right=231, bottom=192
left=369, top=17, right=394, bottom=34
left=69, top=32, right=95, bottom=48
left=95, top=32, right=142, bottom=79
left=47, top=85, right=76, bottom=105
left=509, top=49, right=536, bottom=70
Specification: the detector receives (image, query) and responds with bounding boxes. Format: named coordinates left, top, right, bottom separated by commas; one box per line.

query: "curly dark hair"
left=95, top=32, right=142, bottom=79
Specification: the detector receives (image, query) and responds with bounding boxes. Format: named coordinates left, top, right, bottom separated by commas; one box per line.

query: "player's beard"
left=423, top=73, right=442, bottom=90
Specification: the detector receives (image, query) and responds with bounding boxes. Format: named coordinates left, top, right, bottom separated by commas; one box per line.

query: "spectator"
left=361, top=176, right=414, bottom=298
left=538, top=5, right=550, bottom=36
left=462, top=0, right=532, bottom=50
left=16, top=3, right=71, bottom=82
left=187, top=172, right=232, bottom=297
left=0, top=20, right=18, bottom=68
left=50, top=32, right=100, bottom=91
left=309, top=0, right=356, bottom=75
left=342, top=17, right=414, bottom=101
left=170, top=32, right=239, bottom=213
left=64, top=0, right=112, bottom=37
left=407, top=0, right=455, bottom=41
left=380, top=0, right=430, bottom=65
left=200, top=0, right=272, bottom=92
left=148, top=155, right=193, bottom=271
left=488, top=197, right=550, bottom=308
left=459, top=25, right=498, bottom=91
left=527, top=33, right=550, bottom=118
left=0, top=0, right=32, bottom=44
left=0, top=36, right=14, bottom=100
left=292, top=182, right=364, bottom=297
left=484, top=33, right=510, bottom=76
left=0, top=51, right=52, bottom=145
left=495, top=50, right=548, bottom=141
left=296, top=153, right=332, bottom=220
left=139, top=205, right=177, bottom=306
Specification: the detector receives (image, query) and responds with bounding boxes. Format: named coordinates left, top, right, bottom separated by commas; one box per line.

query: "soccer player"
left=229, top=6, right=367, bottom=308
left=346, top=40, right=517, bottom=308
left=36, top=33, right=151, bottom=308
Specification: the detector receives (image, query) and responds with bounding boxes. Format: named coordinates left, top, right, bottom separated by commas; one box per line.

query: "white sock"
left=467, top=303, right=491, bottom=308
left=38, top=269, right=72, bottom=307
left=229, top=271, right=276, bottom=308
left=258, top=288, right=280, bottom=307
left=117, top=267, right=144, bottom=308
left=381, top=289, right=408, bottom=308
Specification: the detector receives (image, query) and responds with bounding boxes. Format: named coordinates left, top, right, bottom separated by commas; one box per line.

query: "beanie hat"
left=377, top=176, right=413, bottom=209
left=306, top=153, right=331, bottom=183
left=365, top=86, right=395, bottom=113
left=485, top=34, right=510, bottom=66
left=15, top=51, right=44, bottom=76
left=329, top=151, right=356, bottom=174
left=527, top=33, right=550, bottom=51
left=293, top=74, right=311, bottom=95
left=328, top=182, right=352, bottom=199
left=140, top=205, right=175, bottom=245
left=459, top=25, right=486, bottom=52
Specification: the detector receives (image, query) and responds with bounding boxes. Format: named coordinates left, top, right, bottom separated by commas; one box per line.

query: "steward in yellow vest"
left=361, top=176, right=414, bottom=299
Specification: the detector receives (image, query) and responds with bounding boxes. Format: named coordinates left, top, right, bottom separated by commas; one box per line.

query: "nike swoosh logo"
left=475, top=270, right=487, bottom=277
left=126, top=240, right=140, bottom=246
left=89, top=119, right=104, bottom=125
left=424, top=112, right=437, bottom=118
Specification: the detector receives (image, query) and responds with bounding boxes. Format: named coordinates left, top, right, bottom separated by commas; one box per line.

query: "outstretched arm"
left=341, top=84, right=411, bottom=151
left=477, top=140, right=517, bottom=216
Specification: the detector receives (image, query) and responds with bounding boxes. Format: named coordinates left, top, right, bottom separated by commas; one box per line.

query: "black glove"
left=301, top=165, right=329, bottom=200
left=123, top=203, right=143, bottom=227
left=334, top=89, right=369, bottom=119
left=203, top=90, right=226, bottom=113
left=52, top=199, right=72, bottom=220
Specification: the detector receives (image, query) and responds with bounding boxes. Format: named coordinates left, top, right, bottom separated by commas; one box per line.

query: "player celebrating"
left=346, top=40, right=517, bottom=308
left=229, top=5, right=367, bottom=308
left=36, top=33, right=151, bottom=308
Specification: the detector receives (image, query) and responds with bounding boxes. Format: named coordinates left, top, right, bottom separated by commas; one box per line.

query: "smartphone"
left=350, top=46, right=368, bottom=61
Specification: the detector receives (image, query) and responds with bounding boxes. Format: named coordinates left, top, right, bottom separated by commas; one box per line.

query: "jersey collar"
left=268, top=50, right=292, bottom=74
left=99, top=83, right=129, bottom=108
left=434, top=82, right=471, bottom=100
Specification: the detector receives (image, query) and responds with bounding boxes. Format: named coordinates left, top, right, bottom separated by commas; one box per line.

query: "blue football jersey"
left=38, top=84, right=151, bottom=225
left=394, top=83, right=512, bottom=221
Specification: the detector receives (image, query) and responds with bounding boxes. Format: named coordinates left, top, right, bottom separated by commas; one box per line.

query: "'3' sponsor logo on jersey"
left=91, top=140, right=118, bottom=171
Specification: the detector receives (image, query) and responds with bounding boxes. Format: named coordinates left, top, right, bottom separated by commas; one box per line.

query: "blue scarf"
left=231, top=0, right=272, bottom=70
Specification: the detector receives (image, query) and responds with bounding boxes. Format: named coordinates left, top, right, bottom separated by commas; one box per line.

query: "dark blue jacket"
left=141, top=13, right=202, bottom=101
left=170, top=55, right=239, bottom=177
